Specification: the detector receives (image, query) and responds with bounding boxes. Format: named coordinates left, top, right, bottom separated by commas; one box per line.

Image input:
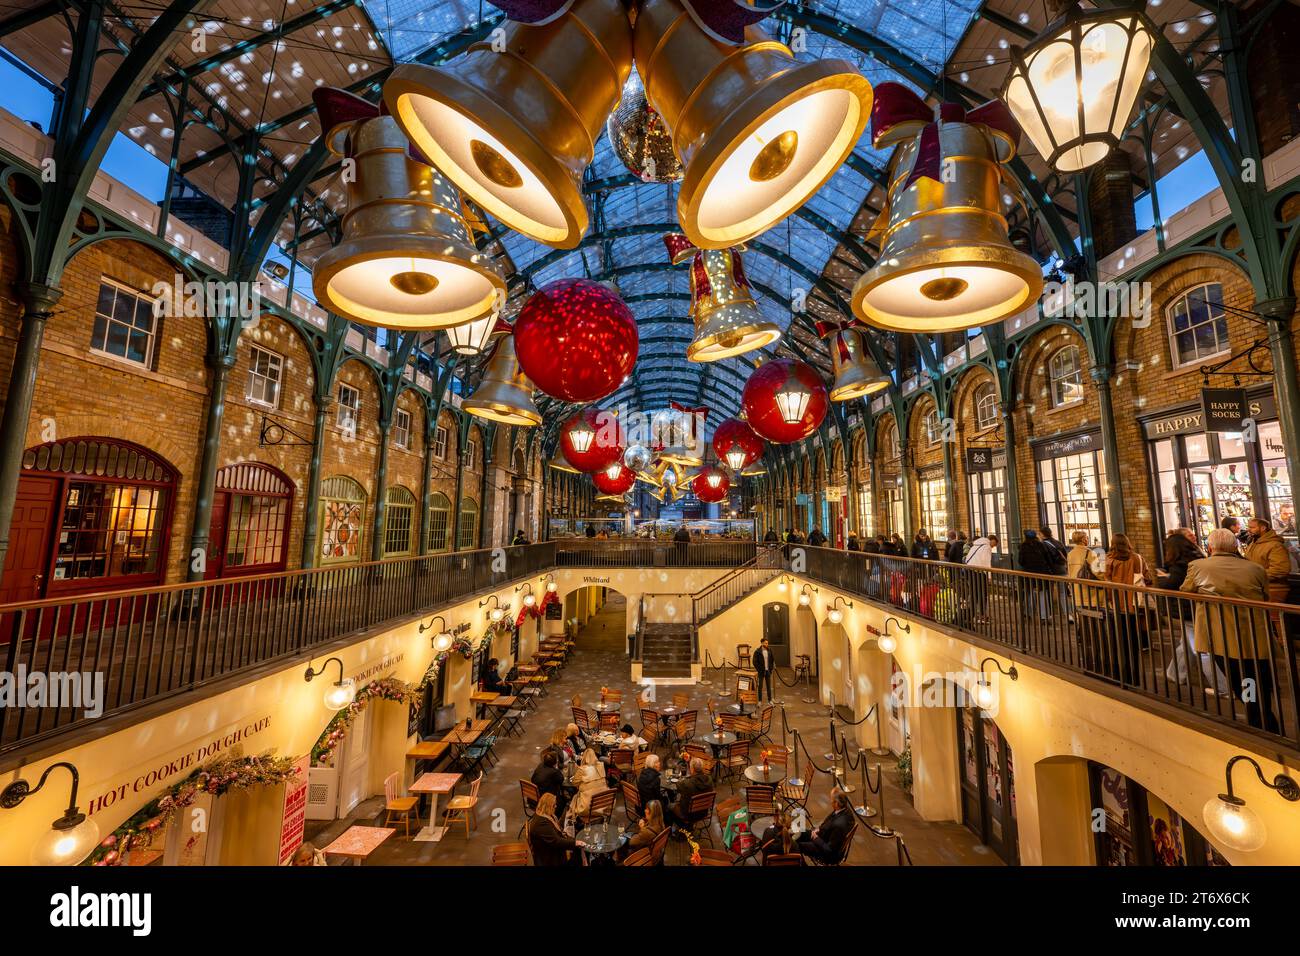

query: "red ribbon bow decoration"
left=681, top=0, right=789, bottom=45
left=813, top=318, right=862, bottom=362
left=670, top=401, right=710, bottom=421
left=664, top=233, right=695, bottom=265
left=870, top=82, right=1022, bottom=189
left=312, top=87, right=433, bottom=165
left=487, top=0, right=576, bottom=25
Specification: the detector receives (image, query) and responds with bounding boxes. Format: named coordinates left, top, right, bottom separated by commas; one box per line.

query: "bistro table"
left=404, top=740, right=450, bottom=788
left=470, top=690, right=500, bottom=718
left=744, top=764, right=786, bottom=786
left=591, top=700, right=621, bottom=714
left=725, top=701, right=755, bottom=716
left=695, top=730, right=737, bottom=780
left=321, top=825, right=395, bottom=864
left=410, top=772, right=462, bottom=842
left=576, top=820, right=629, bottom=865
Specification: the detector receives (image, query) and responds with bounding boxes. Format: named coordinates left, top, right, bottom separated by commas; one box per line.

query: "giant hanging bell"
left=816, top=320, right=891, bottom=401
left=634, top=0, right=872, bottom=248
left=658, top=401, right=706, bottom=467
left=464, top=331, right=542, bottom=426
left=383, top=0, right=633, bottom=248
left=311, top=90, right=505, bottom=329
left=851, top=84, right=1043, bottom=333
left=665, top=233, right=780, bottom=362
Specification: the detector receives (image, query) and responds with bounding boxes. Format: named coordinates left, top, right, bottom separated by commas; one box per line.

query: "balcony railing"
left=553, top=539, right=756, bottom=568
left=0, top=542, right=555, bottom=755
left=795, top=544, right=1300, bottom=749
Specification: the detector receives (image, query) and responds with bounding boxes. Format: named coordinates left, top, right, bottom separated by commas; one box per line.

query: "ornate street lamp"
left=1202, top=755, right=1300, bottom=853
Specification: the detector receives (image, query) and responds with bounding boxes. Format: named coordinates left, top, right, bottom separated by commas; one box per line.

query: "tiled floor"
left=306, top=595, right=1000, bottom=866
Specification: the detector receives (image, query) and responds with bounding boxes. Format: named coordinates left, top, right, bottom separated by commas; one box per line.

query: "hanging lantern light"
left=659, top=402, right=707, bottom=466
left=692, top=466, right=730, bottom=503
left=851, top=83, right=1043, bottom=334
left=634, top=0, right=872, bottom=249
left=310, top=89, right=506, bottom=330
left=446, top=313, right=509, bottom=357
left=1002, top=0, right=1153, bottom=174
left=742, top=358, right=828, bottom=444
left=463, top=331, right=543, bottom=426
left=816, top=320, right=891, bottom=401
left=383, top=0, right=632, bottom=248
left=513, top=279, right=639, bottom=402
left=664, top=234, right=781, bottom=361
left=560, top=407, right=624, bottom=473
left=593, top=462, right=636, bottom=495
left=712, top=416, right=765, bottom=471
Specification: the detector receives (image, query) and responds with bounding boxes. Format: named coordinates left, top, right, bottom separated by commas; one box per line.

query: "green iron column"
left=451, top=418, right=468, bottom=552
left=185, top=355, right=235, bottom=580
left=370, top=411, right=393, bottom=561
left=1258, top=298, right=1300, bottom=525
left=418, top=413, right=435, bottom=554
left=1090, top=365, right=1126, bottom=537
left=1001, top=399, right=1024, bottom=561
left=299, top=396, right=331, bottom=569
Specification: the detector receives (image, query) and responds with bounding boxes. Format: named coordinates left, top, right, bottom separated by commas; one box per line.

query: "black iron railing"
left=692, top=545, right=783, bottom=630
left=795, top=544, right=1300, bottom=748
left=0, top=542, right=555, bottom=754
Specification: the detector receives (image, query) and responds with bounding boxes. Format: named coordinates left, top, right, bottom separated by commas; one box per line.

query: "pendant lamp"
left=817, top=321, right=891, bottom=401
left=464, top=332, right=542, bottom=426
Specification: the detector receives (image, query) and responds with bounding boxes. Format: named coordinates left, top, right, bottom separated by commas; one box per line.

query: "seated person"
left=531, top=751, right=568, bottom=816
left=527, top=793, right=584, bottom=866
left=481, top=658, right=513, bottom=696
left=620, top=800, right=666, bottom=860
left=568, top=748, right=609, bottom=819
left=757, top=812, right=795, bottom=864
left=564, top=722, right=589, bottom=757
left=637, top=753, right=664, bottom=810
left=796, top=789, right=856, bottom=865
left=667, top=757, right=714, bottom=828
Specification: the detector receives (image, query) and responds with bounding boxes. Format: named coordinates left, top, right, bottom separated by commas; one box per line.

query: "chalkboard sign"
left=545, top=600, right=563, bottom=620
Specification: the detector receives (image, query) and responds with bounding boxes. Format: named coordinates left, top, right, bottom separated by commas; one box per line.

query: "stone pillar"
left=1085, top=149, right=1137, bottom=260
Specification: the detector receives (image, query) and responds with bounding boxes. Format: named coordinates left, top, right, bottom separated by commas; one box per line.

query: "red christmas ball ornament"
left=593, top=462, right=636, bottom=496
left=692, top=466, right=730, bottom=503
left=560, top=407, right=624, bottom=473
left=742, top=358, right=828, bottom=443
left=712, top=416, right=765, bottom=470
left=514, top=278, right=639, bottom=403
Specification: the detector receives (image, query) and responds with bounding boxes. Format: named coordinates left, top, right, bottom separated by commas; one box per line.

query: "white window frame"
left=336, top=382, right=360, bottom=432
left=392, top=408, right=411, bottom=450
left=924, top=408, right=942, bottom=446
left=1166, top=282, right=1231, bottom=369
left=464, top=438, right=478, bottom=467
left=244, top=344, right=283, bottom=409
left=433, top=424, right=448, bottom=460
left=1048, top=346, right=1084, bottom=409
left=974, top=382, right=998, bottom=431
left=91, top=278, right=159, bottom=369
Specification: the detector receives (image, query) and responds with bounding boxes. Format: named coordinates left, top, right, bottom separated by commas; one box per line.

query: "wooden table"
left=405, top=740, right=450, bottom=788
left=470, top=690, right=500, bottom=718
left=410, top=772, right=462, bottom=843
left=321, top=825, right=396, bottom=863
left=443, top=718, right=492, bottom=746
left=516, top=664, right=541, bottom=676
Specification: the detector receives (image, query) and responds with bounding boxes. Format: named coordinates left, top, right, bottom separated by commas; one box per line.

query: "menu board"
left=277, top=755, right=311, bottom=865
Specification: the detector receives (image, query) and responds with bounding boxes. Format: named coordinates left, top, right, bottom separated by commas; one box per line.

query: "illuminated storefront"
left=1033, top=429, right=1111, bottom=548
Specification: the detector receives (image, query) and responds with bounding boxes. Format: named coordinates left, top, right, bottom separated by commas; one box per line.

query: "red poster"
left=277, top=755, right=310, bottom=866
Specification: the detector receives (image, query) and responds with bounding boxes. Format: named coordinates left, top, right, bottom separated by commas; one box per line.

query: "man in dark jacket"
left=846, top=532, right=861, bottom=551
left=764, top=528, right=779, bottom=544
left=637, top=754, right=664, bottom=809
left=668, top=758, right=714, bottom=828
left=585, top=524, right=597, bottom=539
left=531, top=751, right=568, bottom=815
left=945, top=531, right=967, bottom=564
left=751, top=637, right=776, bottom=702
left=863, top=536, right=881, bottom=555
left=807, top=526, right=827, bottom=546
left=1017, top=530, right=1053, bottom=621
left=796, top=790, right=856, bottom=864
left=911, top=530, right=939, bottom=560
left=1039, top=527, right=1068, bottom=575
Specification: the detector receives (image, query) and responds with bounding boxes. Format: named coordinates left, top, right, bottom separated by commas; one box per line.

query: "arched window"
left=215, top=462, right=293, bottom=575
left=1167, top=282, right=1229, bottom=367
left=319, top=476, right=366, bottom=564
left=384, top=486, right=416, bottom=556
left=924, top=407, right=942, bottom=446
left=974, top=382, right=998, bottom=430
left=427, top=492, right=451, bottom=553
left=458, top=497, right=479, bottom=550
left=1048, top=345, right=1084, bottom=408
left=884, top=420, right=901, bottom=461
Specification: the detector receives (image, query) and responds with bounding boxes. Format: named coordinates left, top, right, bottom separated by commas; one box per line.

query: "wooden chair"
left=649, top=824, right=672, bottom=865
left=756, top=704, right=775, bottom=742
left=808, top=822, right=859, bottom=866
left=621, top=779, right=644, bottom=823
left=735, top=673, right=755, bottom=692
left=571, top=705, right=594, bottom=733
left=517, top=779, right=540, bottom=837
left=491, top=842, right=529, bottom=866
left=608, top=746, right=634, bottom=781
left=719, top=713, right=747, bottom=735
left=633, top=750, right=652, bottom=774
left=722, top=740, right=751, bottom=790
left=598, top=712, right=620, bottom=733
left=759, top=744, right=789, bottom=769
left=779, top=766, right=812, bottom=811
left=382, top=772, right=419, bottom=837
left=738, top=689, right=758, bottom=706
left=638, top=707, right=660, bottom=735
left=764, top=853, right=803, bottom=866
left=442, top=772, right=482, bottom=838
left=673, top=710, right=698, bottom=745
left=682, top=744, right=716, bottom=775
left=672, top=692, right=689, bottom=710
left=744, top=784, right=778, bottom=824
left=695, top=848, right=736, bottom=866
left=793, top=654, right=812, bottom=684
left=577, top=787, right=618, bottom=826
left=685, top=791, right=718, bottom=847
left=736, top=643, right=753, bottom=669
left=601, top=689, right=624, bottom=706
left=622, top=847, right=654, bottom=866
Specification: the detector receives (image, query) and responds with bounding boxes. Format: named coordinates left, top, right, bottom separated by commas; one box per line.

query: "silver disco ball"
left=605, top=73, right=683, bottom=184
left=624, top=444, right=651, bottom=473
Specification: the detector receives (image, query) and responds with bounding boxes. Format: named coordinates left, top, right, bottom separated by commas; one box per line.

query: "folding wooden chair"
left=685, top=791, right=718, bottom=847
left=743, top=784, right=778, bottom=825
left=621, top=779, right=644, bottom=823
left=576, top=787, right=618, bottom=826
left=722, top=739, right=751, bottom=790
left=650, top=824, right=672, bottom=865
left=598, top=712, right=621, bottom=733
left=491, top=842, right=529, bottom=865
left=672, top=691, right=690, bottom=710
left=622, top=847, right=654, bottom=866
left=736, top=644, right=753, bottom=669
left=695, top=848, right=736, bottom=866
left=382, top=772, right=419, bottom=837
left=673, top=710, right=698, bottom=746
left=764, top=853, right=803, bottom=866
left=517, top=779, right=540, bottom=837
left=442, top=772, right=482, bottom=838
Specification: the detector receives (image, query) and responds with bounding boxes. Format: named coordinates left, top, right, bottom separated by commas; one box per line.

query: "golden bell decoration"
left=634, top=0, right=871, bottom=248
left=851, top=87, right=1043, bottom=333
left=549, top=444, right=580, bottom=473
left=665, top=233, right=780, bottom=362
left=383, top=0, right=633, bottom=248
left=464, top=333, right=542, bottom=426
left=818, top=322, right=891, bottom=401
left=312, top=114, right=505, bottom=330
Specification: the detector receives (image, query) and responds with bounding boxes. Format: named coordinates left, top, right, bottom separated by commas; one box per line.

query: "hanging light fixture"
left=1202, top=755, right=1300, bottom=853
left=1002, top=0, right=1153, bottom=173
left=480, top=594, right=506, bottom=623
left=664, top=234, right=781, bottom=361
left=775, top=377, right=812, bottom=424
left=817, top=321, right=891, bottom=401
left=827, top=596, right=852, bottom=625
left=742, top=358, right=828, bottom=444
left=634, top=0, right=872, bottom=248
left=0, top=761, right=100, bottom=866
left=516, top=582, right=538, bottom=608
left=659, top=402, right=707, bottom=467
left=973, top=656, right=1018, bottom=711
left=463, top=331, right=543, bottom=426
left=310, top=89, right=505, bottom=329
left=305, top=657, right=357, bottom=710
left=446, top=313, right=509, bottom=357
left=851, top=83, right=1043, bottom=333
left=569, top=420, right=596, bottom=454
left=383, top=0, right=632, bottom=248
left=419, top=615, right=454, bottom=652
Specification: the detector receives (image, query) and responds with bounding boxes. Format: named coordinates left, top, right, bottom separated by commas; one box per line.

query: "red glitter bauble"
left=692, top=467, right=730, bottom=503
left=593, top=463, right=636, bottom=495
left=741, top=359, right=828, bottom=443
left=712, top=417, right=765, bottom=469
left=514, top=279, right=639, bottom=403
left=560, top=407, right=624, bottom=473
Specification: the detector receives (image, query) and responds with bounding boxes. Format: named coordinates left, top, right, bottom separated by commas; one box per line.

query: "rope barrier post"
left=870, top=764, right=895, bottom=837
left=870, top=702, right=890, bottom=756
left=824, top=694, right=836, bottom=761
left=788, top=727, right=804, bottom=788
left=718, top=656, right=732, bottom=698
left=837, top=732, right=856, bottom=796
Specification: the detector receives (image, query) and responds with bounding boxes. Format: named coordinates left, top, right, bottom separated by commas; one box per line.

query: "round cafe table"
left=744, top=764, right=786, bottom=786
left=695, top=731, right=737, bottom=780
left=592, top=701, right=621, bottom=713
left=576, top=821, right=628, bottom=865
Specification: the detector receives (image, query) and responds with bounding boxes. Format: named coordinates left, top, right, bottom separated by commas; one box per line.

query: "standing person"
left=846, top=531, right=861, bottom=552
left=946, top=530, right=968, bottom=564
left=1103, top=534, right=1153, bottom=685
left=787, top=527, right=805, bottom=545
left=808, top=526, right=827, bottom=546
left=511, top=529, right=528, bottom=546
left=1182, top=528, right=1279, bottom=733
left=1159, top=528, right=1204, bottom=591
left=1221, top=515, right=1248, bottom=546
left=863, top=534, right=881, bottom=554
left=886, top=533, right=906, bottom=556
left=964, top=533, right=996, bottom=623
left=911, top=529, right=939, bottom=560
left=673, top=523, right=690, bottom=566
left=752, top=637, right=775, bottom=702
left=1016, top=530, right=1053, bottom=622
left=585, top=523, right=597, bottom=539
left=764, top=527, right=779, bottom=544
left=795, top=789, right=856, bottom=865
left=1039, top=525, right=1070, bottom=619
left=526, top=792, right=584, bottom=865
left=1244, top=517, right=1291, bottom=605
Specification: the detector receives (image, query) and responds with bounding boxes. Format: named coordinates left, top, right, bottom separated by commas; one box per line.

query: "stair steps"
left=639, top=623, right=694, bottom=678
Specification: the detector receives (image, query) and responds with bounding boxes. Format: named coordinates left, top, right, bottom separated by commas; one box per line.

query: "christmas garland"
left=515, top=589, right=559, bottom=627
left=311, top=677, right=418, bottom=766
left=83, top=750, right=299, bottom=866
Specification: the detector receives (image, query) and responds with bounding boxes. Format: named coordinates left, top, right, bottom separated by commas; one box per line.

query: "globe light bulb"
left=777, top=580, right=788, bottom=592
left=799, top=592, right=811, bottom=607
left=828, top=608, right=843, bottom=625
left=524, top=592, right=537, bottom=607
left=323, top=678, right=357, bottom=711
left=877, top=633, right=897, bottom=654
left=546, top=581, right=558, bottom=593
left=974, top=679, right=996, bottom=711
left=490, top=608, right=504, bottom=622
left=1202, top=795, right=1266, bottom=853
left=32, top=814, right=100, bottom=866
left=433, top=632, right=453, bottom=653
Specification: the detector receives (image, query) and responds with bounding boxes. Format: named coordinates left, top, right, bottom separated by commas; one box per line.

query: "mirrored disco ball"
left=606, top=72, right=683, bottom=184
left=624, top=444, right=651, bottom=472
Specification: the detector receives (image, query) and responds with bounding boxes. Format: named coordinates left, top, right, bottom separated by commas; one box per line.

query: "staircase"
left=638, top=623, right=695, bottom=679
left=691, top=547, right=783, bottom=628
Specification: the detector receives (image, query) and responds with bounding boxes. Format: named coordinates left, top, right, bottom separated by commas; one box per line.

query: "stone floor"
left=306, top=594, right=1000, bottom=866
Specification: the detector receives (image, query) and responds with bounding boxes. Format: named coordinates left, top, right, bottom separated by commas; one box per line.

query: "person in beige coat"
left=1244, top=517, right=1291, bottom=604
left=1181, top=528, right=1279, bottom=734
left=567, top=748, right=609, bottom=819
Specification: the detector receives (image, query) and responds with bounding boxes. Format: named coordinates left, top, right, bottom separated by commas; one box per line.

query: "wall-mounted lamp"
left=777, top=574, right=794, bottom=593
left=827, top=596, right=852, bottom=625
left=305, top=657, right=356, bottom=710
left=798, top=584, right=818, bottom=607
left=543, top=573, right=558, bottom=593
left=974, top=656, right=1018, bottom=710
left=419, top=615, right=454, bottom=653
left=516, top=582, right=537, bottom=607
left=480, top=594, right=505, bottom=622
left=1202, top=755, right=1300, bottom=853
left=1, top=761, right=99, bottom=865
left=877, top=617, right=911, bottom=655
